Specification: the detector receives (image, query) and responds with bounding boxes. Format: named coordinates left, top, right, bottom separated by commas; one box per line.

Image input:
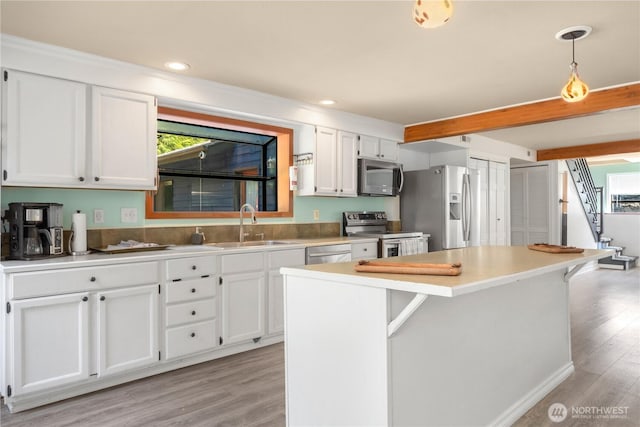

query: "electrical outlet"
left=313, top=209, right=320, bottom=221
left=120, top=207, right=138, bottom=223
left=94, top=209, right=105, bottom=224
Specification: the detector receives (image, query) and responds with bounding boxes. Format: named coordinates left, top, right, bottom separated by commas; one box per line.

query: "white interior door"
left=510, top=165, right=550, bottom=245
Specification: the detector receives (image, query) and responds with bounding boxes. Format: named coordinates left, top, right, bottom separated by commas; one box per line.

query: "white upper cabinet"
left=2, top=70, right=87, bottom=187
left=358, top=135, right=399, bottom=162
left=314, top=126, right=338, bottom=195
left=90, top=87, right=157, bottom=189
left=1, top=70, right=157, bottom=190
left=303, top=127, right=357, bottom=197
left=337, top=131, right=358, bottom=197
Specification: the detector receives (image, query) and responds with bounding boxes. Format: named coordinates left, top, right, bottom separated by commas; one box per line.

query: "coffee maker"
left=7, top=202, right=65, bottom=260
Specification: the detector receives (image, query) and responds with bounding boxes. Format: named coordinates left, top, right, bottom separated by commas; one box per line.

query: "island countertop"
left=281, top=245, right=610, bottom=297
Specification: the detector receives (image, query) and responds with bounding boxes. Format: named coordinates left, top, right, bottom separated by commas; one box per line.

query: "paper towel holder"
left=69, top=210, right=91, bottom=256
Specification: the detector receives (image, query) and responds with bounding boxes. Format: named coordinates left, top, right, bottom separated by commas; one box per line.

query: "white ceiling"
left=1, top=0, right=639, bottom=151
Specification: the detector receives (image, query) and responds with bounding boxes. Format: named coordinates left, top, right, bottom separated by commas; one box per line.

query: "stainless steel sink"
left=208, top=240, right=291, bottom=248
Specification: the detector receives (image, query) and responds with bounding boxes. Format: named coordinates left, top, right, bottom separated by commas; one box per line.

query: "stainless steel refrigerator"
left=401, top=165, right=480, bottom=251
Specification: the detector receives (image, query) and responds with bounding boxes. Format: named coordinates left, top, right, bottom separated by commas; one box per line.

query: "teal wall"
left=1, top=187, right=386, bottom=229
left=590, top=163, right=640, bottom=189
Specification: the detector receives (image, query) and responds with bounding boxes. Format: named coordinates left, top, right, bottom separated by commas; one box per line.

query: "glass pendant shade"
left=561, top=62, right=589, bottom=103
left=413, top=0, right=453, bottom=29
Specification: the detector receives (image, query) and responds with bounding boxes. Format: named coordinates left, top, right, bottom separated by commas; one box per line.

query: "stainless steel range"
left=342, top=211, right=428, bottom=258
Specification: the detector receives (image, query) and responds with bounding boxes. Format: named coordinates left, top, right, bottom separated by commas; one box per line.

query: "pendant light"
left=413, top=0, right=453, bottom=29
left=556, top=26, right=592, bottom=103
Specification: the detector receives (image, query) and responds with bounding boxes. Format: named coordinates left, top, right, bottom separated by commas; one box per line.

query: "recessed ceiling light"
left=319, top=99, right=336, bottom=105
left=164, top=61, right=190, bottom=71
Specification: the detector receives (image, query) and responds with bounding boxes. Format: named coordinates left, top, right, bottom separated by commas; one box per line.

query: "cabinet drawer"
left=220, top=252, right=264, bottom=274
left=10, top=261, right=159, bottom=299
left=165, top=276, right=216, bottom=304
left=268, top=249, right=305, bottom=268
left=166, top=298, right=216, bottom=327
left=165, top=320, right=216, bottom=360
left=351, top=241, right=378, bottom=260
left=166, top=255, right=216, bottom=281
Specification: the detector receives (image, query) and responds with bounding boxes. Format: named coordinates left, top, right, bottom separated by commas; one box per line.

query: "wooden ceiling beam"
left=404, top=83, right=640, bottom=143
left=536, top=139, right=640, bottom=161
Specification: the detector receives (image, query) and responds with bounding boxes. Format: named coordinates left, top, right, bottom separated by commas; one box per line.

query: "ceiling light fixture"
left=413, top=0, right=453, bottom=29
left=556, top=26, right=591, bottom=103
left=164, top=61, right=190, bottom=71
left=319, top=99, right=336, bottom=106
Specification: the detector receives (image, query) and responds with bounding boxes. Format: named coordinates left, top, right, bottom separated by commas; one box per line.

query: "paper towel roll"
left=71, top=211, right=87, bottom=253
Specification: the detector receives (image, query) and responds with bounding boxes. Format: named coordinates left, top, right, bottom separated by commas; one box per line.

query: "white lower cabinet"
left=221, top=270, right=265, bottom=345
left=219, top=252, right=266, bottom=346
left=164, top=256, right=217, bottom=360
left=351, top=241, right=378, bottom=260
left=97, top=285, right=159, bottom=377
left=9, top=292, right=90, bottom=396
left=267, top=249, right=305, bottom=335
left=2, top=247, right=306, bottom=411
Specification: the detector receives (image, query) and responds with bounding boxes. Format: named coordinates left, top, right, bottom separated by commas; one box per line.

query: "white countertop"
left=281, top=246, right=611, bottom=297
left=0, top=236, right=378, bottom=273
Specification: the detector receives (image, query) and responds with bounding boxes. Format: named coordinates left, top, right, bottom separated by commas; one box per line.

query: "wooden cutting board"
left=528, top=244, right=584, bottom=254
left=354, top=260, right=462, bottom=276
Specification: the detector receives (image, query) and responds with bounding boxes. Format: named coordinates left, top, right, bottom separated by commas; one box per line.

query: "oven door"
left=381, top=239, right=401, bottom=258
left=381, top=237, right=427, bottom=257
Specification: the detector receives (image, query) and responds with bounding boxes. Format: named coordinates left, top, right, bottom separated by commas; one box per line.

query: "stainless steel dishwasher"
left=305, top=243, right=352, bottom=265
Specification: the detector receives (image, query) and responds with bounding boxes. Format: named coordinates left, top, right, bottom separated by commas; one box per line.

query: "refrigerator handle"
left=462, top=173, right=471, bottom=241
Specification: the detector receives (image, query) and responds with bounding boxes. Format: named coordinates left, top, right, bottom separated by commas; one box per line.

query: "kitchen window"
left=145, top=107, right=293, bottom=219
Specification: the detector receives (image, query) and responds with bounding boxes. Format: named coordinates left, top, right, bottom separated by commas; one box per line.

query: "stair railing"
left=566, top=158, right=601, bottom=242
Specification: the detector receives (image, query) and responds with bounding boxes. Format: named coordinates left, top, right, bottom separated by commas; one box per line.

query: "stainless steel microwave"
left=357, top=159, right=403, bottom=196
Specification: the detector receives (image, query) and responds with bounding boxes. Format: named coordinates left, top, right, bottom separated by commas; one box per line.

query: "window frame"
left=146, top=106, right=293, bottom=219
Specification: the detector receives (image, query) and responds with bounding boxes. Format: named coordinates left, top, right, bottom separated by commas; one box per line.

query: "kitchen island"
left=280, top=246, right=609, bottom=427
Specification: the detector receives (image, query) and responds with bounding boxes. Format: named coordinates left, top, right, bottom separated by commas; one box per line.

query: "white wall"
left=602, top=214, right=640, bottom=256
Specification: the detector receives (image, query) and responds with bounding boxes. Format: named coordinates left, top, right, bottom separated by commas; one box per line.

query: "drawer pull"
left=191, top=265, right=197, bottom=270
left=90, top=276, right=96, bottom=282
left=82, top=296, right=88, bottom=302
left=191, top=310, right=196, bottom=316
left=100, top=296, right=106, bottom=301
left=191, top=288, right=196, bottom=293
left=190, top=332, right=196, bottom=338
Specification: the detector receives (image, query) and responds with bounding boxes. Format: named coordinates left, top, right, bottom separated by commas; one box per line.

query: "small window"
left=146, top=107, right=293, bottom=219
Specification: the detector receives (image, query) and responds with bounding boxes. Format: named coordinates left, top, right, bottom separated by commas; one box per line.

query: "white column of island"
left=280, top=246, right=610, bottom=427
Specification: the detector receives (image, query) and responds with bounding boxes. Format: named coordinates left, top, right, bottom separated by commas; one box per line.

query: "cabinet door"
left=337, top=131, right=358, bottom=197
left=267, top=270, right=285, bottom=335
left=97, top=285, right=159, bottom=377
left=9, top=292, right=90, bottom=396
left=221, top=271, right=265, bottom=345
left=378, top=139, right=399, bottom=162
left=314, top=126, right=338, bottom=195
left=91, top=87, right=157, bottom=189
left=358, top=135, right=379, bottom=159
left=2, top=70, right=87, bottom=187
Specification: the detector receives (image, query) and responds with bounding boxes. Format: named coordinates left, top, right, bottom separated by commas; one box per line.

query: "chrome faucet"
left=239, top=203, right=257, bottom=243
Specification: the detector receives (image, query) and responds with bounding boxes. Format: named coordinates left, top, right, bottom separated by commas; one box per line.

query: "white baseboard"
left=489, top=362, right=575, bottom=427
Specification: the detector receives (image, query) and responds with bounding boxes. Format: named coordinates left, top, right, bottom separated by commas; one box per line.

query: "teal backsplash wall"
left=1, top=187, right=386, bottom=229
left=589, top=163, right=640, bottom=189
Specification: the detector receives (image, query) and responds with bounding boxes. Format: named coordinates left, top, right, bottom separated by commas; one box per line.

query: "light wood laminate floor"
left=2, top=268, right=638, bottom=426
